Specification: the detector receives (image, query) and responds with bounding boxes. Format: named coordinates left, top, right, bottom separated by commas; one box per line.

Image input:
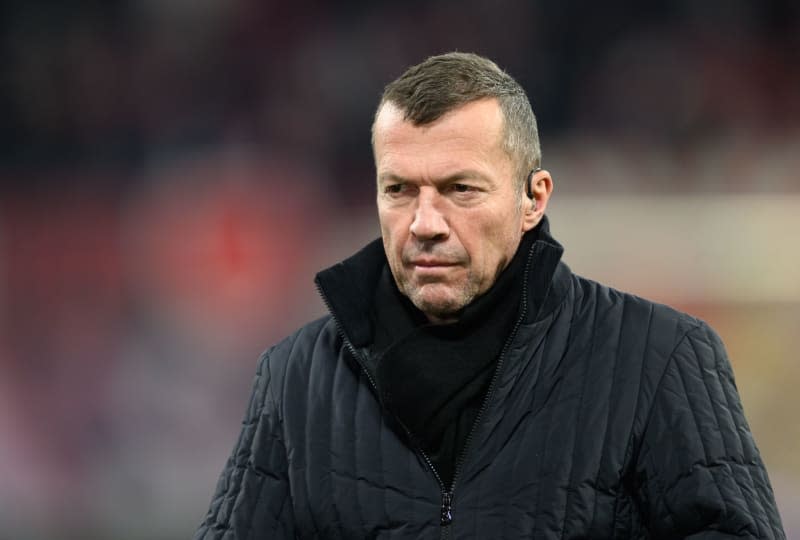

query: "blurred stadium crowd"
left=0, top=1, right=798, bottom=539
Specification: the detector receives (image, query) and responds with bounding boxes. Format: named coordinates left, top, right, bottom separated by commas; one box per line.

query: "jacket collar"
left=315, top=215, right=567, bottom=348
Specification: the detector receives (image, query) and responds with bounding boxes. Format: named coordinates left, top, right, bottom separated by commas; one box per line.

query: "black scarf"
left=370, top=230, right=536, bottom=488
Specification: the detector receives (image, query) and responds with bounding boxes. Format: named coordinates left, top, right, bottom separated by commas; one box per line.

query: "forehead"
left=373, top=99, right=508, bottom=174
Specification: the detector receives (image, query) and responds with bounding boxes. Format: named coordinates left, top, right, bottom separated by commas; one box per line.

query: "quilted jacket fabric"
left=194, top=220, right=785, bottom=539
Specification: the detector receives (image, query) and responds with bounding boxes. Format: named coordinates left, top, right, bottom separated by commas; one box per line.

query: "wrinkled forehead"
left=372, top=99, right=516, bottom=188
left=373, top=99, right=505, bottom=153
left=372, top=99, right=520, bottom=178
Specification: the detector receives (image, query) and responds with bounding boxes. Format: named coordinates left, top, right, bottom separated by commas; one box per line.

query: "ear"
left=522, top=169, right=553, bottom=232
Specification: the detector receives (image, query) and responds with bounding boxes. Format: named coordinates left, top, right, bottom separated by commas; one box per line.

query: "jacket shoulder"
left=571, top=272, right=707, bottom=344
left=259, top=314, right=340, bottom=379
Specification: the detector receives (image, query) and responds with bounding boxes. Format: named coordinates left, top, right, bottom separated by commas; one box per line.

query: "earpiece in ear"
left=526, top=167, right=542, bottom=200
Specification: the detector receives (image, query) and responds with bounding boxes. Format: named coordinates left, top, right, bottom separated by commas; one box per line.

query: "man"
left=194, top=53, right=785, bottom=538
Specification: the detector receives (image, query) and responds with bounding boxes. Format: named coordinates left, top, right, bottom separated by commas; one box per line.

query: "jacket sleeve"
left=635, top=323, right=785, bottom=539
left=193, top=349, right=296, bottom=539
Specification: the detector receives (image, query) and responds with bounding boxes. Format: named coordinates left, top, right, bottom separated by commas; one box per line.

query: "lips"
left=409, top=259, right=457, bottom=267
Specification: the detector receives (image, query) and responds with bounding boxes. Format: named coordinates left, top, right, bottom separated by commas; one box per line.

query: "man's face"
left=374, top=98, right=542, bottom=323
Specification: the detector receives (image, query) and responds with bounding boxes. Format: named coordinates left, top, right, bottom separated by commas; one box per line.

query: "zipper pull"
left=440, top=491, right=453, bottom=525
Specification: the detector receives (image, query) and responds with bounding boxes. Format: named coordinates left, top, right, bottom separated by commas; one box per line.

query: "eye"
left=383, top=183, right=416, bottom=198
left=385, top=184, right=404, bottom=194
left=447, top=183, right=481, bottom=196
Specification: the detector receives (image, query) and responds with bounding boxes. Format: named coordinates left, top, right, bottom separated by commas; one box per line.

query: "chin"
left=411, top=288, right=470, bottom=320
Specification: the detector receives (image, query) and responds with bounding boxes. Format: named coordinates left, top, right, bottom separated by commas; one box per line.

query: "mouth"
left=409, top=259, right=458, bottom=268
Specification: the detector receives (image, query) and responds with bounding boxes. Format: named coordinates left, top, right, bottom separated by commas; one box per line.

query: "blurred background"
left=1, top=1, right=798, bottom=538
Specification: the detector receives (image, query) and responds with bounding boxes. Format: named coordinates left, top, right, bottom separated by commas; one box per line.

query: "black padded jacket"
left=194, top=220, right=785, bottom=539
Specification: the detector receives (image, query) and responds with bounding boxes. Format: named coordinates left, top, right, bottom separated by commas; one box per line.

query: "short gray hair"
left=372, top=52, right=541, bottom=190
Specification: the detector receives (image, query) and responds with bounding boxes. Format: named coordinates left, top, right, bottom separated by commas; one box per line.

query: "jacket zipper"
left=315, top=244, right=535, bottom=537
left=316, top=282, right=455, bottom=531
left=439, top=245, right=536, bottom=531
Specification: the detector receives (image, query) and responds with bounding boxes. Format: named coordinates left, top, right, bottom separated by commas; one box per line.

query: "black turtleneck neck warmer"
left=370, top=228, right=537, bottom=488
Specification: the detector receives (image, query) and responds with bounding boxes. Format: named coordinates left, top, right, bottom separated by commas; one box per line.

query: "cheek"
left=472, top=220, right=519, bottom=268
left=378, top=212, right=395, bottom=242
left=380, top=218, right=406, bottom=268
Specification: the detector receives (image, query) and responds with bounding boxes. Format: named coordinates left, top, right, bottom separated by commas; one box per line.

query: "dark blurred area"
left=0, top=2, right=798, bottom=539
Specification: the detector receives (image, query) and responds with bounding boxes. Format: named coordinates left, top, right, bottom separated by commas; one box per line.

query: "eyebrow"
left=377, top=170, right=492, bottom=185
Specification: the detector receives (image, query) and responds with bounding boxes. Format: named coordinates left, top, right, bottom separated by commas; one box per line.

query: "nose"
left=410, top=191, right=449, bottom=242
